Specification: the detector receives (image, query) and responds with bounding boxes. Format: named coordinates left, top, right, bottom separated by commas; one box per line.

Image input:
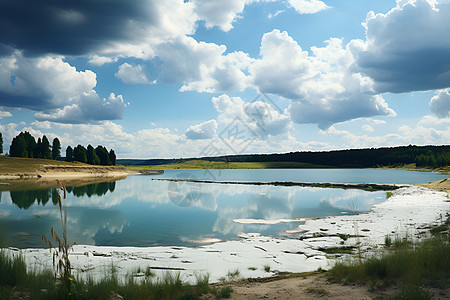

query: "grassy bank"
left=127, top=160, right=331, bottom=169
left=329, top=214, right=450, bottom=299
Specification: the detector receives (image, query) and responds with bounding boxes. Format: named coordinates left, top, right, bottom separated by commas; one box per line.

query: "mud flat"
left=5, top=180, right=449, bottom=284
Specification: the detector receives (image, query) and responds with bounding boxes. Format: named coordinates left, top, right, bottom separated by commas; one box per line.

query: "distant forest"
left=120, top=145, right=450, bottom=168
left=6, top=131, right=116, bottom=166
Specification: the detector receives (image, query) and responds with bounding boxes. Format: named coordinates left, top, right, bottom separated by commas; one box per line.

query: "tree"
left=109, top=149, right=116, bottom=166
left=41, top=135, right=52, bottom=159
left=10, top=135, right=27, bottom=157
left=52, top=138, right=61, bottom=160
left=65, top=146, right=74, bottom=162
left=0, top=132, right=3, bottom=154
left=20, top=132, right=37, bottom=158
left=73, top=145, right=87, bottom=163
left=36, top=137, right=42, bottom=158
left=95, top=146, right=110, bottom=166
left=86, top=145, right=100, bottom=165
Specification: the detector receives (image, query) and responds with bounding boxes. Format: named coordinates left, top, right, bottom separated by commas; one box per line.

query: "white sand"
left=5, top=185, right=449, bottom=284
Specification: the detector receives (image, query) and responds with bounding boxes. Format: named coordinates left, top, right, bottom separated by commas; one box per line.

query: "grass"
left=226, top=269, right=241, bottom=280
left=329, top=221, right=450, bottom=298
left=263, top=265, right=271, bottom=272
left=127, top=160, right=331, bottom=170
left=0, top=252, right=229, bottom=299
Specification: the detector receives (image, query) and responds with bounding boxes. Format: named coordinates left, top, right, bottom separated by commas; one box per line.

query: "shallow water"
left=0, top=169, right=447, bottom=248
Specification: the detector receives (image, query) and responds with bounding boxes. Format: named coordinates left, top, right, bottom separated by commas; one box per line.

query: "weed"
left=263, top=265, right=271, bottom=272
left=212, top=286, right=233, bottom=298
left=248, top=266, right=257, bottom=271
left=41, top=184, right=77, bottom=295
left=226, top=269, right=241, bottom=280
left=305, top=286, right=329, bottom=295
left=386, top=191, right=393, bottom=198
left=385, top=234, right=392, bottom=247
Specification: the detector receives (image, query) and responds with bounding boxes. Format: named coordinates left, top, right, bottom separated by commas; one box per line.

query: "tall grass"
left=329, top=221, right=450, bottom=297
left=42, top=184, right=77, bottom=295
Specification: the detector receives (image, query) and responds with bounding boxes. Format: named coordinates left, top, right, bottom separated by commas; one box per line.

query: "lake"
left=0, top=169, right=447, bottom=248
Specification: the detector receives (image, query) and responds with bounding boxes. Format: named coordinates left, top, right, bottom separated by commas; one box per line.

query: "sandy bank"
left=0, top=157, right=163, bottom=190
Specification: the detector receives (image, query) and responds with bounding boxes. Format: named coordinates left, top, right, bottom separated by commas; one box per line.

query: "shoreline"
left=4, top=180, right=449, bottom=284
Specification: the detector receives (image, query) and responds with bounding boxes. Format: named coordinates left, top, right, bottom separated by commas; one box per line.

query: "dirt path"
left=202, top=274, right=385, bottom=300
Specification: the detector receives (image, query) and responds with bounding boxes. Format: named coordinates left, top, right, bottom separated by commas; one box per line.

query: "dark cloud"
left=0, top=0, right=158, bottom=56
left=355, top=0, right=450, bottom=93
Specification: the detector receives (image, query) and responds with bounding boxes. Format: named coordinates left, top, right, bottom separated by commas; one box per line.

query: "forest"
left=121, top=145, right=450, bottom=169
left=6, top=131, right=116, bottom=166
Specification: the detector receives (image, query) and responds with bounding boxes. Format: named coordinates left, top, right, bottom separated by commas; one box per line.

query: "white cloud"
left=355, top=0, right=450, bottom=93
left=0, top=111, right=12, bottom=119
left=35, top=92, right=127, bottom=124
left=287, top=0, right=330, bottom=14
left=115, top=63, right=152, bottom=85
left=372, top=119, right=386, bottom=125
left=430, top=89, right=450, bottom=118
left=193, top=0, right=247, bottom=32
left=250, top=30, right=396, bottom=129
left=212, top=94, right=291, bottom=138
left=0, top=52, right=126, bottom=123
left=155, top=36, right=252, bottom=93
left=185, top=120, right=218, bottom=139
left=362, top=124, right=374, bottom=132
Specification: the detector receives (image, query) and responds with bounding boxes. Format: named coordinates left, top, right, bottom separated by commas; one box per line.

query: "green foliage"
left=52, top=138, right=61, bottom=160
left=86, top=144, right=100, bottom=165
left=109, top=149, right=117, bottom=166
left=226, top=269, right=241, bottom=280
left=0, top=132, right=3, bottom=154
left=95, top=145, right=111, bottom=165
left=65, top=146, right=74, bottom=162
left=385, top=235, right=392, bottom=247
left=263, top=265, right=271, bottom=272
left=41, top=186, right=77, bottom=296
left=73, top=144, right=87, bottom=163
left=329, top=225, right=450, bottom=296
left=212, top=286, right=233, bottom=298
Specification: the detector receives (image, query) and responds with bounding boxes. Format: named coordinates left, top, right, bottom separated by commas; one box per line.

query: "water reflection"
left=0, top=175, right=389, bottom=248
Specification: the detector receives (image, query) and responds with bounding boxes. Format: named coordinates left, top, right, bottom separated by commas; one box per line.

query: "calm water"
left=0, top=169, right=447, bottom=248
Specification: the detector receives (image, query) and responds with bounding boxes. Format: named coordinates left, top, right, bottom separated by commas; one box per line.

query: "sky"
left=0, top=0, right=450, bottom=159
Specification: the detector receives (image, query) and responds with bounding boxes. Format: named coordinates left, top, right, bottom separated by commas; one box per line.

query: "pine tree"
left=86, top=145, right=100, bottom=165
left=73, top=145, right=87, bottom=163
left=52, top=138, right=61, bottom=160
left=95, top=146, right=110, bottom=166
left=0, top=132, right=3, bottom=154
left=109, top=149, right=116, bottom=166
left=10, top=135, right=27, bottom=157
left=41, top=135, right=52, bottom=159
left=65, top=146, right=74, bottom=162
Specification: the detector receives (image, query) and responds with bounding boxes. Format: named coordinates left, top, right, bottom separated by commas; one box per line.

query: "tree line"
left=5, top=131, right=116, bottom=166
left=135, top=145, right=450, bottom=169
left=65, top=144, right=116, bottom=166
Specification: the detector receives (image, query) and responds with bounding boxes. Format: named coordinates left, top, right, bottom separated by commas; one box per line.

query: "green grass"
left=0, top=252, right=221, bottom=300
left=329, top=224, right=450, bottom=298
left=127, top=160, right=331, bottom=170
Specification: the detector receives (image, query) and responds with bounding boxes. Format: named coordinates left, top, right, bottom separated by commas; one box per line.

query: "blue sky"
left=0, top=0, right=449, bottom=159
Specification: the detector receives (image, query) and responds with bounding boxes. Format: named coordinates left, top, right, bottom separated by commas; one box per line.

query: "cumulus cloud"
left=430, top=89, right=450, bottom=118
left=0, top=0, right=196, bottom=59
left=0, top=52, right=126, bottom=123
left=35, top=92, right=127, bottom=124
left=115, top=63, right=152, bottom=84
left=212, top=94, right=291, bottom=137
left=185, top=120, right=218, bottom=139
left=193, top=0, right=247, bottom=31
left=250, top=30, right=395, bottom=129
left=155, top=36, right=252, bottom=92
left=287, top=0, right=330, bottom=14
left=355, top=0, right=450, bottom=93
